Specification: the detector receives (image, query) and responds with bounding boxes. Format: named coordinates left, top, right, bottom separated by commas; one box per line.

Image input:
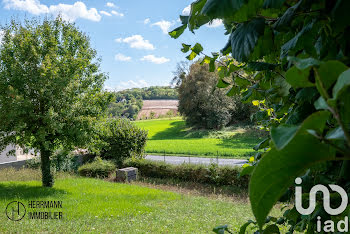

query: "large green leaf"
left=201, top=0, right=244, bottom=18
left=169, top=24, right=187, bottom=39
left=247, top=62, right=278, bottom=71
left=192, top=43, right=203, bottom=54
left=287, top=57, right=320, bottom=70
left=249, top=111, right=335, bottom=229
left=271, top=125, right=298, bottom=150
left=274, top=0, right=301, bottom=29
left=332, top=68, right=350, bottom=99
left=315, top=61, right=348, bottom=99
left=188, top=0, right=210, bottom=32
left=285, top=66, right=314, bottom=88
left=230, top=18, right=265, bottom=62
left=280, top=21, right=314, bottom=58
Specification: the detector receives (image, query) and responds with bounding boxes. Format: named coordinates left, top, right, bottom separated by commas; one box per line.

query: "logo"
left=6, top=201, right=26, bottom=221
left=295, top=177, right=349, bottom=233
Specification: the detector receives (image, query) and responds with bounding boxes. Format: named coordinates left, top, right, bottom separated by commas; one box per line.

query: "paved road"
left=145, top=155, right=247, bottom=166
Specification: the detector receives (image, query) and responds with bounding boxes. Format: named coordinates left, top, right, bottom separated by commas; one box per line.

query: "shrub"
left=97, top=118, right=148, bottom=166
left=78, top=157, right=116, bottom=178
left=26, top=149, right=80, bottom=173
left=123, top=158, right=249, bottom=189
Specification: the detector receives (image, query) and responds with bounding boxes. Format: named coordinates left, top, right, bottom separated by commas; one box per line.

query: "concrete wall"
left=0, top=145, right=17, bottom=163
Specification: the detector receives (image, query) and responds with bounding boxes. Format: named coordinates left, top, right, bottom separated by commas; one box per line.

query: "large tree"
left=0, top=17, right=111, bottom=187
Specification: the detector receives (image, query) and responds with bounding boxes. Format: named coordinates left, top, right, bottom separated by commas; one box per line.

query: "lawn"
left=135, top=118, right=265, bottom=158
left=0, top=169, right=255, bottom=233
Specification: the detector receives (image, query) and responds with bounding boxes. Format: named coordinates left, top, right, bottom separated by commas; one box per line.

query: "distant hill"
left=137, top=100, right=178, bottom=120
left=108, top=86, right=178, bottom=120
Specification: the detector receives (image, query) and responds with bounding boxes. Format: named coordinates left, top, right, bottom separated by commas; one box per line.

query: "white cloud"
left=115, top=35, right=155, bottom=50
left=141, top=55, right=170, bottom=64
left=3, top=0, right=101, bottom=22
left=206, top=19, right=223, bottom=28
left=111, top=10, right=124, bottom=17
left=143, top=18, right=150, bottom=24
left=182, top=4, right=191, bottom=16
left=115, top=53, right=131, bottom=62
left=151, top=20, right=174, bottom=34
left=100, top=10, right=111, bottom=16
left=106, top=2, right=115, bottom=8
left=115, top=80, right=149, bottom=91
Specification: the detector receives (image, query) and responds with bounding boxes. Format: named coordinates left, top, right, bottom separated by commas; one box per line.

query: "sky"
left=0, top=0, right=228, bottom=91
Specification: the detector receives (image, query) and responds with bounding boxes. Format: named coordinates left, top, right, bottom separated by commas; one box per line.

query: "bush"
left=97, top=118, right=148, bottom=166
left=78, top=157, right=116, bottom=178
left=123, top=158, right=249, bottom=188
left=26, top=149, right=80, bottom=173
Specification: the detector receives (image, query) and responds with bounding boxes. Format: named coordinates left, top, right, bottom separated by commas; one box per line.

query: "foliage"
left=0, top=174, right=256, bottom=233
left=0, top=17, right=111, bottom=187
left=171, top=0, right=350, bottom=232
left=26, top=149, right=80, bottom=173
left=78, top=157, right=116, bottom=178
left=135, top=118, right=264, bottom=158
left=123, top=158, right=249, bottom=188
left=178, top=62, right=254, bottom=129
left=96, top=118, right=148, bottom=166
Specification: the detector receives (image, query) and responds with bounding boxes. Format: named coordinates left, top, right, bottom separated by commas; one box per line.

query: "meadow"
left=0, top=169, right=254, bottom=233
left=135, top=118, right=265, bottom=158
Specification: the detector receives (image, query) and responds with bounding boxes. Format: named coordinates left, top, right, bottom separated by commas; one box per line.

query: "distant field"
left=137, top=100, right=178, bottom=120
left=135, top=118, right=265, bottom=158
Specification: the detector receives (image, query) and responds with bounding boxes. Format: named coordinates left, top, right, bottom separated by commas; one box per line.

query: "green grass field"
left=135, top=118, right=264, bottom=158
left=0, top=169, right=254, bottom=233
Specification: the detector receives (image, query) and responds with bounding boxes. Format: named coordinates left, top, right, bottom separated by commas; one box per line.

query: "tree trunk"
left=40, top=146, right=54, bottom=187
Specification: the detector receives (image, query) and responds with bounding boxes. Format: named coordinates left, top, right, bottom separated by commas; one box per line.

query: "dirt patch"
left=137, top=100, right=178, bottom=120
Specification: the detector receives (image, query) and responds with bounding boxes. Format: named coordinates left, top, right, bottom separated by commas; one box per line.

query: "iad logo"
left=295, top=177, right=349, bottom=232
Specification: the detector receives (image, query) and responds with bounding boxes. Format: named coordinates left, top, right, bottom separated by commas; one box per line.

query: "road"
left=145, top=155, right=247, bottom=166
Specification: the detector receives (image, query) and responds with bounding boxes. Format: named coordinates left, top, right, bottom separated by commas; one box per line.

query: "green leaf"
left=181, top=43, right=191, bottom=53
left=239, top=220, right=255, bottom=234
left=263, top=224, right=280, bottom=233
left=250, top=111, right=334, bottom=229
left=188, top=0, right=210, bottom=32
left=217, top=78, right=230, bottom=88
left=314, top=96, right=328, bottom=110
left=325, top=127, right=345, bottom=140
left=285, top=66, right=314, bottom=88
left=209, top=58, right=216, bottom=72
left=200, top=56, right=211, bottom=65
left=179, top=15, right=189, bottom=24
left=280, top=21, right=314, bottom=58
left=192, top=43, right=203, bottom=54
left=254, top=138, right=270, bottom=151
left=287, top=57, right=321, bottom=70
left=274, top=0, right=302, bottom=29
left=332, top=68, right=350, bottom=99
left=169, top=24, right=187, bottom=39
left=213, top=224, right=229, bottom=234
left=226, top=85, right=239, bottom=96
left=315, top=61, right=348, bottom=99
left=271, top=125, right=298, bottom=150
left=247, top=62, right=278, bottom=71
left=186, top=51, right=197, bottom=61
left=201, top=0, right=244, bottom=18
left=263, top=0, right=285, bottom=9
left=235, top=77, right=251, bottom=88
left=240, top=166, right=254, bottom=177
left=230, top=18, right=265, bottom=62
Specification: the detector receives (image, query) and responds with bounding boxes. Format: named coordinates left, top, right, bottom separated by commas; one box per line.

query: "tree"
left=0, top=17, right=111, bottom=187
left=170, top=0, right=350, bottom=232
left=178, top=62, right=253, bottom=129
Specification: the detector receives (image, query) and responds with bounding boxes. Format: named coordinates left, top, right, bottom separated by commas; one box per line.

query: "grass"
left=135, top=118, right=266, bottom=158
left=0, top=168, right=256, bottom=233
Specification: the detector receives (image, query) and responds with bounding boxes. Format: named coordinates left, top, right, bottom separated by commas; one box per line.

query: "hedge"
left=78, top=157, right=116, bottom=178
left=123, top=158, right=249, bottom=188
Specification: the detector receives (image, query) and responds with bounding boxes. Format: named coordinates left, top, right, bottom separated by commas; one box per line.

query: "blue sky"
left=0, top=0, right=228, bottom=90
